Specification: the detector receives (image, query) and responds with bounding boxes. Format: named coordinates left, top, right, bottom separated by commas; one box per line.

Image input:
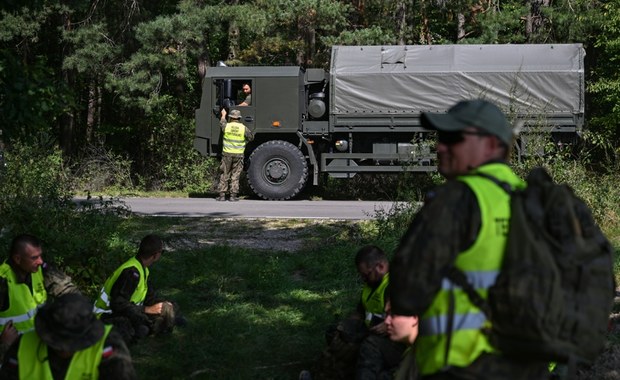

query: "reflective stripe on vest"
left=222, top=122, right=247, bottom=154
left=93, top=257, right=148, bottom=315
left=18, top=324, right=112, bottom=380
left=439, top=270, right=499, bottom=291
left=0, top=263, right=47, bottom=334
left=416, top=163, right=525, bottom=376
left=361, top=273, right=389, bottom=327
left=420, top=310, right=487, bottom=335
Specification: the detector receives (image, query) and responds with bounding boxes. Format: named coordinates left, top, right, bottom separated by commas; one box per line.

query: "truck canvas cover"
left=330, top=44, right=584, bottom=118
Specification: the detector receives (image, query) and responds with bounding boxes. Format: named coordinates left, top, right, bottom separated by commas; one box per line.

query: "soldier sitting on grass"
left=0, top=293, right=136, bottom=379
left=93, top=234, right=185, bottom=344
left=0, top=234, right=80, bottom=361
left=300, top=245, right=406, bottom=380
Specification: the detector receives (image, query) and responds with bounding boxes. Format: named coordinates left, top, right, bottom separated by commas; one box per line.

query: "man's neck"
left=7, top=259, right=29, bottom=283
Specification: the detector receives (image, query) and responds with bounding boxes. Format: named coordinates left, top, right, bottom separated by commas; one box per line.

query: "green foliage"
left=72, top=144, right=134, bottom=192
left=0, top=143, right=132, bottom=294
left=588, top=1, right=620, bottom=145
left=2, top=0, right=620, bottom=203
left=62, top=22, right=120, bottom=75
left=0, top=50, right=73, bottom=145
left=130, top=96, right=217, bottom=192
left=322, top=26, right=396, bottom=46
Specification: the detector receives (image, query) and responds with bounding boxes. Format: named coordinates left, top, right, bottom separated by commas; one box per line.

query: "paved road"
left=110, top=197, right=400, bottom=220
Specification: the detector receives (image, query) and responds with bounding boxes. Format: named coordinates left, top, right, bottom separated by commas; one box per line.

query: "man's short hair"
left=354, top=245, right=387, bottom=267
left=137, top=234, right=163, bottom=259
left=10, top=234, right=41, bottom=259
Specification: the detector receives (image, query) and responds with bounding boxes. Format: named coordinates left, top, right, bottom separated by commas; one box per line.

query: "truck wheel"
left=247, top=140, right=308, bottom=200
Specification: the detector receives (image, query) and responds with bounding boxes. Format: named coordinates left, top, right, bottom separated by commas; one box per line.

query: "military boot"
left=216, top=193, right=226, bottom=201
left=229, top=194, right=239, bottom=202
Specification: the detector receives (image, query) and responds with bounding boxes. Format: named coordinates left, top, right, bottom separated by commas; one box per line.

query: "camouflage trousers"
left=315, top=319, right=405, bottom=380
left=218, top=155, right=244, bottom=194
left=101, top=301, right=178, bottom=345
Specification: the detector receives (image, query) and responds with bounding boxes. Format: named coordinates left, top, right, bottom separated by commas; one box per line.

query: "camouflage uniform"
left=319, top=318, right=367, bottom=379
left=0, top=261, right=80, bottom=359
left=218, top=155, right=245, bottom=194
left=99, top=264, right=177, bottom=344
left=318, top=313, right=406, bottom=379
left=390, top=170, right=548, bottom=380
left=217, top=114, right=254, bottom=196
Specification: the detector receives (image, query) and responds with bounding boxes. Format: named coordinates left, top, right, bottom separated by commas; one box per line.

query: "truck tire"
left=247, top=140, right=308, bottom=200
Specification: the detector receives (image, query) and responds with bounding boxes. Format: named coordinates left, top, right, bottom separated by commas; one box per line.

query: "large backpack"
left=448, top=167, right=615, bottom=372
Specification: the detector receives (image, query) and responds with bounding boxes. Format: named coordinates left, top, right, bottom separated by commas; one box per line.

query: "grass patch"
left=108, top=216, right=375, bottom=380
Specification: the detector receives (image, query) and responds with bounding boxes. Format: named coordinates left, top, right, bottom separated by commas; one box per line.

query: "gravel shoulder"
left=164, top=217, right=363, bottom=253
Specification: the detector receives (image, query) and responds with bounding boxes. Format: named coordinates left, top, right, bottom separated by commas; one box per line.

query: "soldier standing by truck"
left=217, top=109, right=254, bottom=202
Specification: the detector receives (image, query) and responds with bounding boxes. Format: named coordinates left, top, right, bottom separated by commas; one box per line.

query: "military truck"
left=195, top=44, right=585, bottom=200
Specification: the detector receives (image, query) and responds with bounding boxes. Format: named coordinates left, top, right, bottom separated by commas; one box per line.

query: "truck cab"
left=195, top=66, right=326, bottom=200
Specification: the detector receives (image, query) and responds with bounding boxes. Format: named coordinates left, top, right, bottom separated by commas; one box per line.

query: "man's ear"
left=376, top=260, right=388, bottom=274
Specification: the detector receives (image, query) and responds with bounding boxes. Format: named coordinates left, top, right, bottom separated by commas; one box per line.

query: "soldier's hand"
left=221, top=109, right=227, bottom=119
left=144, top=302, right=164, bottom=315
left=0, top=321, right=18, bottom=345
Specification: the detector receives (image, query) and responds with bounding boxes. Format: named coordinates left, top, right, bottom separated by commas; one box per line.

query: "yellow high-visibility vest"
left=0, top=262, right=47, bottom=334
left=222, top=121, right=247, bottom=155
left=18, top=325, right=112, bottom=379
left=361, top=273, right=389, bottom=327
left=416, top=163, right=524, bottom=376
left=93, top=257, right=148, bottom=315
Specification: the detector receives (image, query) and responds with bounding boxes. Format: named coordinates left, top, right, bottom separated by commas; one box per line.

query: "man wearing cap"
left=0, top=293, right=136, bottom=379
left=216, top=108, right=254, bottom=202
left=0, top=234, right=80, bottom=361
left=389, top=99, right=548, bottom=379
left=94, top=234, right=182, bottom=344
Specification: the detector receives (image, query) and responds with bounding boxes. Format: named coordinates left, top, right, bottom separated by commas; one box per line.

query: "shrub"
left=0, top=143, right=132, bottom=295
left=71, top=144, right=134, bottom=192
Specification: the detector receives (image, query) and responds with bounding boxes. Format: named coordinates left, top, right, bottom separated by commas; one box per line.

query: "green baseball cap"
left=421, top=99, right=513, bottom=145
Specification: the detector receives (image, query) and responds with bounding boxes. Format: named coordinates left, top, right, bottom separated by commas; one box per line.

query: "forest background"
left=2, top=1, right=620, bottom=378
left=1, top=0, right=620, bottom=195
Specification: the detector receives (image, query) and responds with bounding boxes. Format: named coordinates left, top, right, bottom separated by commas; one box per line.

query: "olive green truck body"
left=195, top=44, right=585, bottom=200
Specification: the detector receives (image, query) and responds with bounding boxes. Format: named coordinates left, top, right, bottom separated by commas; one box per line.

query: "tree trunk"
left=419, top=0, right=431, bottom=44
left=297, top=7, right=317, bottom=66
left=457, top=12, right=466, bottom=41
left=395, top=0, right=407, bottom=45
left=86, top=83, right=98, bottom=145
left=60, top=67, right=75, bottom=156
left=526, top=0, right=551, bottom=41
left=228, top=21, right=240, bottom=61
left=227, top=0, right=240, bottom=62
left=59, top=11, right=74, bottom=156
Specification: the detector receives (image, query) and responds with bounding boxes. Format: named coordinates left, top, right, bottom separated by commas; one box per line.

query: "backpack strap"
left=474, top=172, right=513, bottom=195
left=442, top=171, right=513, bottom=319
left=442, top=266, right=491, bottom=318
